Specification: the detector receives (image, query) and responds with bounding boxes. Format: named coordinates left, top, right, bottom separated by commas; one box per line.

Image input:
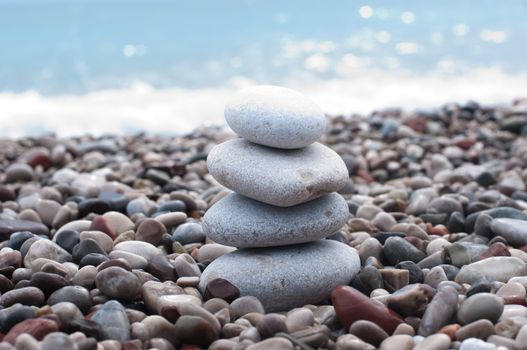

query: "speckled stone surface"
left=203, top=192, right=349, bottom=248
left=224, top=85, right=326, bottom=149
left=199, top=240, right=360, bottom=312
left=207, top=139, right=348, bottom=207
left=455, top=257, right=527, bottom=284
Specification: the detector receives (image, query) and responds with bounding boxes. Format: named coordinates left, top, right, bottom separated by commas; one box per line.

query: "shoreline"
left=1, top=67, right=527, bottom=138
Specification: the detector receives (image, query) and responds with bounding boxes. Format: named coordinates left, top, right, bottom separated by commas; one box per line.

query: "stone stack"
left=199, top=85, right=360, bottom=311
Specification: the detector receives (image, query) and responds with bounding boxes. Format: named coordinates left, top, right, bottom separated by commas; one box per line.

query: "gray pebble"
left=225, top=85, right=326, bottom=149
left=200, top=240, right=360, bottom=312
left=207, top=139, right=348, bottom=207
left=203, top=192, right=348, bottom=248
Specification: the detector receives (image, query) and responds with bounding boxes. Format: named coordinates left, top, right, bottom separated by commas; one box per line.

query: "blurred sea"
left=1, top=0, right=527, bottom=136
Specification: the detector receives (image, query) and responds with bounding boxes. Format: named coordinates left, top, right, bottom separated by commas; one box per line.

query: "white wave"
left=1, top=67, right=527, bottom=138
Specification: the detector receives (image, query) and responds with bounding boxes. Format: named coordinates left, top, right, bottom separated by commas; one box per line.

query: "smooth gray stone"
left=224, top=85, right=326, bottom=149
left=419, top=286, right=458, bottom=336
left=455, top=257, right=527, bottom=284
left=199, top=240, right=360, bottom=312
left=0, top=219, right=49, bottom=240
left=484, top=207, right=527, bottom=221
left=491, top=218, right=527, bottom=247
left=383, top=236, right=426, bottom=265
left=457, top=293, right=504, bottom=325
left=23, top=239, right=72, bottom=267
left=90, top=300, right=130, bottom=342
left=203, top=192, right=349, bottom=248
left=207, top=139, right=348, bottom=207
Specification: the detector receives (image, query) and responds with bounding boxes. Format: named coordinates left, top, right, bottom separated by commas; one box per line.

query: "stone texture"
left=455, top=257, right=527, bottom=284
left=203, top=192, right=348, bottom=247
left=199, top=240, right=360, bottom=312
left=207, top=139, right=348, bottom=207
left=224, top=85, right=326, bottom=149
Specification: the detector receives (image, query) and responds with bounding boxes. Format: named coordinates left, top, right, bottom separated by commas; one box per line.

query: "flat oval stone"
left=349, top=320, right=389, bottom=347
left=455, top=257, right=527, bottom=284
left=113, top=241, right=160, bottom=261
left=174, top=315, right=219, bottom=347
left=23, top=239, right=72, bottom=267
left=207, top=139, right=348, bottom=207
left=203, top=193, right=348, bottom=248
left=0, top=286, right=45, bottom=307
left=48, top=286, right=93, bottom=313
left=457, top=293, right=504, bottom=325
left=4, top=318, right=59, bottom=344
left=172, top=222, right=205, bottom=245
left=383, top=237, right=426, bottom=265
left=135, top=218, right=167, bottom=246
left=95, top=266, right=140, bottom=302
left=0, top=220, right=49, bottom=240
left=456, top=319, right=495, bottom=341
left=5, top=163, right=34, bottom=183
left=485, top=207, right=527, bottom=221
left=419, top=286, right=458, bottom=336
left=224, top=85, right=326, bottom=149
left=199, top=240, right=359, bottom=312
left=491, top=218, right=527, bottom=247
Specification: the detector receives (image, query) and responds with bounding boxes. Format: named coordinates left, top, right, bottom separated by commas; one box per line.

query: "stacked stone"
left=199, top=86, right=360, bottom=312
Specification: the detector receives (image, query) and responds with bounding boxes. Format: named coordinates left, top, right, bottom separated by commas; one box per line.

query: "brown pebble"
left=4, top=317, right=59, bottom=344
left=135, top=218, right=167, bottom=246
left=174, top=315, right=219, bottom=347
left=230, top=296, right=265, bottom=318
left=438, top=323, right=460, bottom=340
left=204, top=278, right=240, bottom=303
left=379, top=269, right=409, bottom=292
left=349, top=320, right=389, bottom=347
left=476, top=242, right=511, bottom=261
left=456, top=319, right=495, bottom=341
left=256, top=314, right=287, bottom=339
left=122, top=339, right=142, bottom=350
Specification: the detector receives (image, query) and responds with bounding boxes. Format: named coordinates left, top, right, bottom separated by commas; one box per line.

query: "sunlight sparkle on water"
left=359, top=5, right=374, bottom=19
left=401, top=11, right=415, bottom=24
left=453, top=23, right=470, bottom=36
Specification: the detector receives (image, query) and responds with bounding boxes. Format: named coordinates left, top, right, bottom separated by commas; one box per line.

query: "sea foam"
left=1, top=67, right=526, bottom=137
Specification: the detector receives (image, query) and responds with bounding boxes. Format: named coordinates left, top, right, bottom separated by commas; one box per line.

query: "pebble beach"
left=0, top=95, right=527, bottom=350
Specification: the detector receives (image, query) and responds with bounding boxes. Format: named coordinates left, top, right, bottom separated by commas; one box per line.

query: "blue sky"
left=1, top=0, right=526, bottom=94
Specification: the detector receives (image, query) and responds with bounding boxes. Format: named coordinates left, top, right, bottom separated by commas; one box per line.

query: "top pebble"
left=225, top=85, right=327, bottom=149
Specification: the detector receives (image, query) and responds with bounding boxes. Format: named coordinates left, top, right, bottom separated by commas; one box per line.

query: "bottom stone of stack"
left=199, top=240, right=360, bottom=312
